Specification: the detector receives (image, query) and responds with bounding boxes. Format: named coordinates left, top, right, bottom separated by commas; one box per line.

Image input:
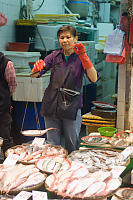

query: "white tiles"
left=0, top=0, right=20, bottom=51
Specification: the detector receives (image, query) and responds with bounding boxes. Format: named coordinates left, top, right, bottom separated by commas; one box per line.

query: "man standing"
left=0, top=12, right=17, bottom=154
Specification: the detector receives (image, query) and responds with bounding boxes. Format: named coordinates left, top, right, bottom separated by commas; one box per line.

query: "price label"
left=13, top=191, right=32, bottom=200
left=121, top=146, right=133, bottom=159
left=32, top=191, right=48, bottom=200
left=111, top=166, right=126, bottom=178
left=3, top=153, right=20, bottom=166
left=32, top=137, right=45, bottom=146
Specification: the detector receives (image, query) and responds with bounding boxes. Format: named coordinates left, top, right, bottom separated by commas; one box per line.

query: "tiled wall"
left=33, top=0, right=65, bottom=15
left=0, top=0, right=20, bottom=50
left=0, top=0, right=65, bottom=51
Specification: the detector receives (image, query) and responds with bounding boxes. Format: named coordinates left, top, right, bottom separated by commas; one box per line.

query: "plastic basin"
left=8, top=42, right=30, bottom=52
left=98, top=127, right=117, bottom=137
left=29, top=62, right=35, bottom=70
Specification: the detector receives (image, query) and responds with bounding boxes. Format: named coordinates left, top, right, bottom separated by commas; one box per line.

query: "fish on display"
left=111, top=188, right=133, bottom=200
left=35, top=156, right=71, bottom=173
left=6, top=144, right=67, bottom=164
left=45, top=161, right=122, bottom=199
left=67, top=149, right=129, bottom=172
left=0, top=164, right=46, bottom=194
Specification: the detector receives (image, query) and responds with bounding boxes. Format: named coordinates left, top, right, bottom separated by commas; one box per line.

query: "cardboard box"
left=13, top=72, right=50, bottom=102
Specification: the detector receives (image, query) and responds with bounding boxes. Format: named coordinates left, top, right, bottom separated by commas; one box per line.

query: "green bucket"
left=98, top=127, right=117, bottom=137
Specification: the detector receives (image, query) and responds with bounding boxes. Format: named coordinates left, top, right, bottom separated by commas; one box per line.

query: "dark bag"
left=56, top=88, right=81, bottom=120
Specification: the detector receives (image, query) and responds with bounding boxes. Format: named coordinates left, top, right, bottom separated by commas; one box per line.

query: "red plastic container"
left=8, top=42, right=30, bottom=52
left=29, top=62, right=35, bottom=70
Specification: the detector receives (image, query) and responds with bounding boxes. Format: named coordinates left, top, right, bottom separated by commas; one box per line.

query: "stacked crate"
left=82, top=112, right=116, bottom=135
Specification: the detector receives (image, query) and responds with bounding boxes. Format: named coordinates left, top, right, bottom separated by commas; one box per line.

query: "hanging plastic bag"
left=104, top=26, right=125, bottom=56
left=105, top=39, right=127, bottom=64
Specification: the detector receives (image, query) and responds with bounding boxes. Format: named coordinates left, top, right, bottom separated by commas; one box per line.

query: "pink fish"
left=94, top=182, right=106, bottom=196
left=66, top=179, right=79, bottom=194
left=105, top=178, right=121, bottom=193
left=72, top=167, right=89, bottom=179
left=83, top=181, right=106, bottom=198
left=71, top=177, right=96, bottom=195
left=90, top=170, right=111, bottom=182
left=45, top=174, right=56, bottom=189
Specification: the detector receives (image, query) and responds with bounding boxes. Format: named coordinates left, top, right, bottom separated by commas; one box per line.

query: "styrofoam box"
left=35, top=36, right=60, bottom=51
left=13, top=72, right=50, bottom=102
left=35, top=24, right=62, bottom=51
left=37, top=24, right=62, bottom=39
left=1, top=51, right=41, bottom=67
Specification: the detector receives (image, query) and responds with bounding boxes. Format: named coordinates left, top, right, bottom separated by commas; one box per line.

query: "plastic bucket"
left=8, top=42, right=30, bottom=52
left=67, top=0, right=89, bottom=18
left=29, top=62, right=35, bottom=70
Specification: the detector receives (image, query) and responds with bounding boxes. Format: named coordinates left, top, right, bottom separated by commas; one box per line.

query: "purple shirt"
left=39, top=49, right=91, bottom=108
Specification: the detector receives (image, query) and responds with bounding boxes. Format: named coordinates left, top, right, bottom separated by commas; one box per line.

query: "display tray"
left=67, top=148, right=130, bottom=172
left=35, top=156, right=71, bottom=174
left=109, top=138, right=132, bottom=149
left=81, top=135, right=112, bottom=146
left=111, top=187, right=133, bottom=200
left=45, top=169, right=122, bottom=200
left=91, top=101, right=116, bottom=110
left=0, top=163, right=47, bottom=195
left=116, top=131, right=132, bottom=139
left=5, top=144, right=68, bottom=164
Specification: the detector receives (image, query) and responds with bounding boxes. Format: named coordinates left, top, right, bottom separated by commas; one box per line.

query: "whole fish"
left=83, top=181, right=106, bottom=197
left=71, top=177, right=96, bottom=195
left=105, top=178, right=121, bottom=193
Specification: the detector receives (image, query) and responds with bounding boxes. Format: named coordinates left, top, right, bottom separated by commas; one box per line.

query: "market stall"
left=0, top=131, right=132, bottom=200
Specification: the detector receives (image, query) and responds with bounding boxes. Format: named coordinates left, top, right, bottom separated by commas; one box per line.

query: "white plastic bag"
left=104, top=26, right=125, bottom=56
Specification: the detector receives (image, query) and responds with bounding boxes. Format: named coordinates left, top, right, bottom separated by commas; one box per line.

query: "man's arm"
left=4, top=61, right=17, bottom=95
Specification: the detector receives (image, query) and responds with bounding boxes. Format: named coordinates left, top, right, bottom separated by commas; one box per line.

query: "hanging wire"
left=34, top=101, right=41, bottom=130
left=33, top=0, right=45, bottom=11
left=21, top=101, right=28, bottom=132
left=20, top=78, right=41, bottom=132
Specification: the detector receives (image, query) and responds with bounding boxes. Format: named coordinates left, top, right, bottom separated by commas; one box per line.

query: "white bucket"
left=67, top=0, right=89, bottom=18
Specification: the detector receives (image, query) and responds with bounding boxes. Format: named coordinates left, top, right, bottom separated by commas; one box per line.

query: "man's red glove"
left=72, top=42, right=93, bottom=70
left=33, top=59, right=46, bottom=72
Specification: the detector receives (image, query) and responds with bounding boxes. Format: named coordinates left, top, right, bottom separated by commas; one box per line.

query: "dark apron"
left=40, top=61, right=81, bottom=120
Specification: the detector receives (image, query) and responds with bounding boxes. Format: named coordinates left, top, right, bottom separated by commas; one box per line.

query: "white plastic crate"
left=13, top=72, right=50, bottom=102
left=1, top=51, right=41, bottom=67
left=35, top=36, right=60, bottom=51
left=35, top=24, right=62, bottom=51
left=36, top=24, right=62, bottom=39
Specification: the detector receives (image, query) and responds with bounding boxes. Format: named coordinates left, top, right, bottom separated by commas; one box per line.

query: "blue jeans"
left=44, top=109, right=82, bottom=154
